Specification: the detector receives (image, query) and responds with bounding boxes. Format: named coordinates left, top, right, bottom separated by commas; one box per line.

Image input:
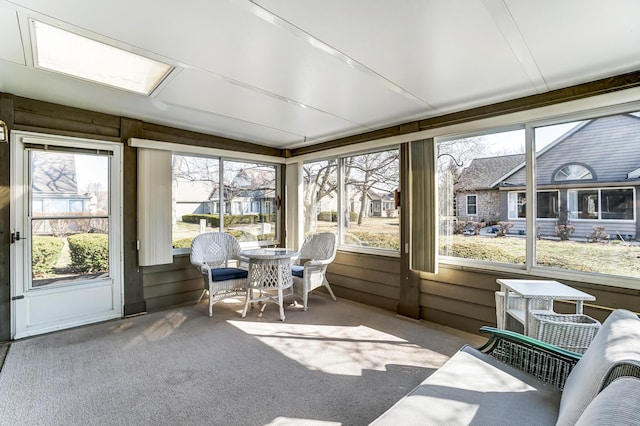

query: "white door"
left=10, top=131, right=123, bottom=339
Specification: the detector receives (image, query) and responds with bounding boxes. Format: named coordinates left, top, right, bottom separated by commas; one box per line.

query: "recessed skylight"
left=32, top=20, right=172, bottom=95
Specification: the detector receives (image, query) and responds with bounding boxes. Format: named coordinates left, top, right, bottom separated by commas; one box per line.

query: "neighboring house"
left=368, top=189, right=398, bottom=218
left=31, top=151, right=95, bottom=235
left=454, top=154, right=525, bottom=224
left=175, top=169, right=276, bottom=218
left=31, top=152, right=94, bottom=216
left=173, top=180, right=216, bottom=219
left=454, top=114, right=640, bottom=239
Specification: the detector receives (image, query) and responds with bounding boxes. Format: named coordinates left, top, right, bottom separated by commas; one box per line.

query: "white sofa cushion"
left=556, top=309, right=640, bottom=426
left=370, top=345, right=561, bottom=426
left=574, top=377, right=640, bottom=426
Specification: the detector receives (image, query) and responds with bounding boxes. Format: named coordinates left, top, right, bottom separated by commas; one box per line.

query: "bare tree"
left=346, top=150, right=399, bottom=226
left=302, top=160, right=337, bottom=234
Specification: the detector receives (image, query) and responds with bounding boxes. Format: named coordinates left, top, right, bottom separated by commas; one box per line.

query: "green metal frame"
left=477, top=326, right=582, bottom=389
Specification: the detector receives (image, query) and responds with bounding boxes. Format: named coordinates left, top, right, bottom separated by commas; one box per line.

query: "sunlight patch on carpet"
left=228, top=321, right=449, bottom=376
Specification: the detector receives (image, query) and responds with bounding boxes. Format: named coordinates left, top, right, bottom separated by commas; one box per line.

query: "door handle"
left=11, top=231, right=26, bottom=244
left=12, top=295, right=25, bottom=300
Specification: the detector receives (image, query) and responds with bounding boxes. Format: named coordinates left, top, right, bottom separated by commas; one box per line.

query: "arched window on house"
left=553, top=164, right=594, bottom=181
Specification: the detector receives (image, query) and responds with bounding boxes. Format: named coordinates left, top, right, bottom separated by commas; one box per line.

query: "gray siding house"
left=455, top=114, right=640, bottom=240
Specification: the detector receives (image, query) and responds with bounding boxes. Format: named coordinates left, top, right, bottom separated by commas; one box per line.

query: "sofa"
left=370, top=309, right=640, bottom=425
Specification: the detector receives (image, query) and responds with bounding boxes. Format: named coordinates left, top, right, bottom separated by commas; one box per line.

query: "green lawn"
left=446, top=235, right=640, bottom=278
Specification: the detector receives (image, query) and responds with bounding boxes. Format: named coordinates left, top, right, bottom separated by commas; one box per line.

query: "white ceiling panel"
left=157, top=68, right=368, bottom=141
left=505, top=0, right=640, bottom=90
left=254, top=0, right=539, bottom=111
left=0, top=4, right=25, bottom=65
left=1, top=0, right=639, bottom=149
left=8, top=0, right=433, bottom=131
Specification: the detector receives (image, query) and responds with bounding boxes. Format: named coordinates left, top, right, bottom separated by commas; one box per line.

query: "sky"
left=479, top=121, right=582, bottom=157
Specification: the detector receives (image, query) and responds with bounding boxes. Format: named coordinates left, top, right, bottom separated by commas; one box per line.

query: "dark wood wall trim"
left=0, top=94, right=14, bottom=341
left=291, top=69, right=640, bottom=156
left=13, top=96, right=121, bottom=140
left=121, top=118, right=146, bottom=316
left=397, top=144, right=420, bottom=319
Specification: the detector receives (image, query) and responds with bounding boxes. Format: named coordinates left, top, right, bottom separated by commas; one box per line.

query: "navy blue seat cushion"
left=210, top=267, right=248, bottom=281
left=291, top=265, right=304, bottom=278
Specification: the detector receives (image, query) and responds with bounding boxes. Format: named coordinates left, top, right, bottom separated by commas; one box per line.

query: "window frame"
left=508, top=190, right=560, bottom=220
left=301, top=145, right=401, bottom=257
left=568, top=187, right=635, bottom=221
left=434, top=100, right=640, bottom=290
left=465, top=194, right=478, bottom=216
left=171, top=152, right=282, bottom=255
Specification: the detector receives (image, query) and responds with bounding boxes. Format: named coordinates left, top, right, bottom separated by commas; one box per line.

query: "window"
left=508, top=191, right=558, bottom=219
left=568, top=188, right=634, bottom=220
left=437, top=109, right=640, bottom=282
left=534, top=113, right=639, bottom=280
left=302, top=148, right=400, bottom=253
left=342, top=149, right=400, bottom=251
left=466, top=195, right=477, bottom=215
left=172, top=155, right=278, bottom=249
left=508, top=192, right=526, bottom=219
left=554, top=164, right=594, bottom=181
left=438, top=129, right=525, bottom=264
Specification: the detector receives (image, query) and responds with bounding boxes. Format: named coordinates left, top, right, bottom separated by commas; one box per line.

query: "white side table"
left=496, top=279, right=596, bottom=336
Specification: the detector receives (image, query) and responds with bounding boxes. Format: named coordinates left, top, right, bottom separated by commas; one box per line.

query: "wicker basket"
left=528, top=311, right=601, bottom=354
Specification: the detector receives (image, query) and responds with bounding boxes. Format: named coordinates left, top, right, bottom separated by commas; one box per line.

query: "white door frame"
left=10, top=131, right=123, bottom=339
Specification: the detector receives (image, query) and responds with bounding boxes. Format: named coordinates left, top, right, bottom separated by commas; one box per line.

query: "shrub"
left=589, top=226, right=609, bottom=242
left=318, top=211, right=337, bottom=222
left=67, top=233, right=109, bottom=273
left=32, top=236, right=64, bottom=277
left=182, top=214, right=268, bottom=227
left=173, top=237, right=193, bottom=249
left=453, top=221, right=466, bottom=234
left=348, top=231, right=400, bottom=250
left=496, top=222, right=514, bottom=237
left=556, top=225, right=575, bottom=241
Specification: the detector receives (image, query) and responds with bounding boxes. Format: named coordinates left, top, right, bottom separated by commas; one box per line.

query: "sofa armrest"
left=477, top=326, right=582, bottom=389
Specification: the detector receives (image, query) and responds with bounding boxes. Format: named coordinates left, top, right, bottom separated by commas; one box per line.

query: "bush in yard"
left=67, top=233, right=109, bottom=273
left=349, top=231, right=400, bottom=250
left=318, top=211, right=338, bottom=222
left=32, top=236, right=64, bottom=277
left=555, top=225, right=575, bottom=241
left=496, top=222, right=514, bottom=237
left=173, top=237, right=193, bottom=249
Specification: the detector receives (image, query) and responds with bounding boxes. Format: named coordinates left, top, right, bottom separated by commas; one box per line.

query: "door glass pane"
left=30, top=151, right=109, bottom=287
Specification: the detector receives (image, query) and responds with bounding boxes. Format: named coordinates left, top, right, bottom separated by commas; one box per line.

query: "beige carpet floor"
left=0, top=294, right=484, bottom=426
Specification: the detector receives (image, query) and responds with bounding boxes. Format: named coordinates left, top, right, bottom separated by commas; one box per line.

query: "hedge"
left=318, top=211, right=358, bottom=222
left=67, top=233, right=109, bottom=273
left=173, top=231, right=277, bottom=248
left=32, top=236, right=64, bottom=277
left=182, top=214, right=276, bottom=227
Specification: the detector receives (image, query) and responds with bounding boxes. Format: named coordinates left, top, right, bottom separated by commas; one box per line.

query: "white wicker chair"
left=528, top=310, right=601, bottom=354
left=291, top=232, right=338, bottom=311
left=190, top=232, right=249, bottom=317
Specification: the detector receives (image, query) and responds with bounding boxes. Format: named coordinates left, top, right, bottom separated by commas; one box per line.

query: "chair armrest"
left=477, top=326, right=582, bottom=389
left=304, top=259, right=331, bottom=267
left=197, top=262, right=212, bottom=276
